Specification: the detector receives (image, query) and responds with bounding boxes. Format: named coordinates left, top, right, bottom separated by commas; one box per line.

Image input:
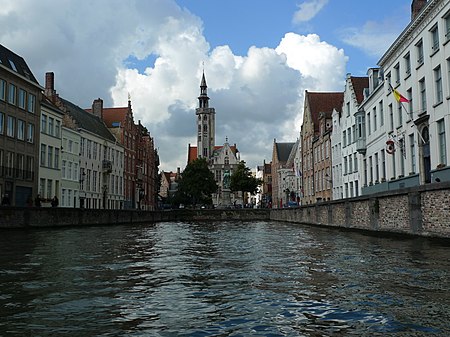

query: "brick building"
left=0, top=44, right=41, bottom=206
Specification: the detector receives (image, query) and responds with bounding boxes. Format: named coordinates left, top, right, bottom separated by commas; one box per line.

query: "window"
left=27, top=93, right=36, bottom=113
left=54, top=148, right=59, bottom=169
left=0, top=112, right=4, bottom=134
left=369, top=156, right=373, bottom=184
left=346, top=102, right=350, bottom=116
left=389, top=104, right=394, bottom=132
left=448, top=58, right=450, bottom=98
left=379, top=100, right=384, bottom=126
left=6, top=151, right=14, bottom=177
left=344, top=157, right=348, bottom=174
left=48, top=117, right=54, bottom=136
left=375, top=153, right=379, bottom=182
left=445, top=11, right=450, bottom=41
left=27, top=123, right=34, bottom=143
left=367, top=111, right=371, bottom=135
left=404, top=53, right=411, bottom=76
left=386, top=72, right=392, bottom=90
left=68, top=162, right=73, bottom=181
left=62, top=160, right=66, bottom=178
left=434, top=65, right=443, bottom=104
left=431, top=25, right=439, bottom=52
left=343, top=130, right=346, bottom=147
left=18, top=89, right=26, bottom=109
left=8, top=59, right=18, bottom=72
left=419, top=77, right=427, bottom=113
left=373, top=106, right=377, bottom=131
left=400, top=139, right=405, bottom=176
left=437, top=119, right=447, bottom=165
left=416, top=39, right=424, bottom=65
left=394, top=63, right=400, bottom=85
left=16, top=154, right=24, bottom=179
left=349, top=154, right=353, bottom=173
left=17, top=119, right=25, bottom=140
left=7, top=116, right=15, bottom=137
left=8, top=84, right=16, bottom=105
left=407, top=88, right=413, bottom=118
left=55, top=120, right=61, bottom=138
left=354, top=152, right=358, bottom=172
left=47, top=180, right=52, bottom=199
left=25, top=156, right=33, bottom=180
left=347, top=127, right=351, bottom=144
left=381, top=149, right=386, bottom=181
left=41, top=114, right=47, bottom=134
left=409, top=134, right=416, bottom=173
left=0, top=79, right=6, bottom=100
left=363, top=159, right=367, bottom=186
left=40, top=144, right=46, bottom=166
left=398, top=102, right=402, bottom=127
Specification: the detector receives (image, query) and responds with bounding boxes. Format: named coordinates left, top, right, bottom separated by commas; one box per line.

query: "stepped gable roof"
left=306, top=91, right=344, bottom=132
left=0, top=44, right=39, bottom=85
left=101, top=107, right=128, bottom=127
left=275, top=142, right=295, bottom=163
left=61, top=97, right=115, bottom=142
left=350, top=77, right=369, bottom=104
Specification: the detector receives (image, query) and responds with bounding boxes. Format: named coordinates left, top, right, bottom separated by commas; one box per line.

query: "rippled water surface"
left=0, top=221, right=449, bottom=336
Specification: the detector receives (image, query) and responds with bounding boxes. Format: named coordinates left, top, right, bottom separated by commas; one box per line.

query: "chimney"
left=92, top=98, right=103, bottom=118
left=45, top=72, right=57, bottom=102
left=411, top=0, right=427, bottom=21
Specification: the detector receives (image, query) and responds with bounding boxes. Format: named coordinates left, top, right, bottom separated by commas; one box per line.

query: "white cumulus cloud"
left=293, top=0, right=329, bottom=24
left=0, top=0, right=347, bottom=172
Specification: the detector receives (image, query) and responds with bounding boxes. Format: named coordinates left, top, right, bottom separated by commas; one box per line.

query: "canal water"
left=0, top=221, right=449, bottom=336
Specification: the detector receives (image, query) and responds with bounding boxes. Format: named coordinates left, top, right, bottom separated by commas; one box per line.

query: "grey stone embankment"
left=1, top=182, right=449, bottom=239
left=271, top=181, right=450, bottom=239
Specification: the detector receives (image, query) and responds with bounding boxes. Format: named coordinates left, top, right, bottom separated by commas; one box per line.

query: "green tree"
left=230, top=161, right=262, bottom=201
left=175, top=158, right=217, bottom=206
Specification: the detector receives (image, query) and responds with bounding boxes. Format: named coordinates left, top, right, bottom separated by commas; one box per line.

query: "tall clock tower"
left=196, top=71, right=215, bottom=159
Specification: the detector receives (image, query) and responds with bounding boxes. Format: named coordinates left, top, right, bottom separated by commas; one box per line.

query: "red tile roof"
left=306, top=91, right=344, bottom=132
left=350, top=77, right=369, bottom=104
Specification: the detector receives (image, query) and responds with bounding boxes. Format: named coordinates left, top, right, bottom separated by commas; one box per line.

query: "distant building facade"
left=300, top=91, right=343, bottom=204
left=0, top=44, right=41, bottom=206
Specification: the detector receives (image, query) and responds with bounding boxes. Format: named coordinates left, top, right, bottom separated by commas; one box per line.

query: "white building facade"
left=38, top=99, right=63, bottom=206
left=358, top=0, right=450, bottom=195
left=60, top=126, right=81, bottom=207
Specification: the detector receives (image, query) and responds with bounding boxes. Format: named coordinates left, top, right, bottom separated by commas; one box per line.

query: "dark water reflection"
left=0, top=221, right=449, bottom=336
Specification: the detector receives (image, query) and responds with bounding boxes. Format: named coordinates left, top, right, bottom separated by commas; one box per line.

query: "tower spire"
left=198, top=70, right=209, bottom=108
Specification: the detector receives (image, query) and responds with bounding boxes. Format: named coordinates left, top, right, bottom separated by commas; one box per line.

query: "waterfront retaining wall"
left=1, top=182, right=449, bottom=239
left=0, top=208, right=270, bottom=229
left=271, top=181, right=450, bottom=239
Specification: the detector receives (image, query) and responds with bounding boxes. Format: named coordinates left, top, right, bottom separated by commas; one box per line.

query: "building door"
left=421, top=127, right=431, bottom=184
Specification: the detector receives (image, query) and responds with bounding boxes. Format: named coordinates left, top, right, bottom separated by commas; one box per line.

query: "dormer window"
left=8, top=59, right=18, bottom=72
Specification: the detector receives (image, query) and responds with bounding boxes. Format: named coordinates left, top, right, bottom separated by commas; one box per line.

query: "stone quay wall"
left=271, top=182, right=450, bottom=239
left=0, top=208, right=271, bottom=229
left=1, top=183, right=449, bottom=239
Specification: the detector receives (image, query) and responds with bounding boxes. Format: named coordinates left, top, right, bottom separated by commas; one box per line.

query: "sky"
left=0, top=0, right=413, bottom=172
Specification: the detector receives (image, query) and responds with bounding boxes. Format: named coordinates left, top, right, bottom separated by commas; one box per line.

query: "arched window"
left=203, top=124, right=207, bottom=132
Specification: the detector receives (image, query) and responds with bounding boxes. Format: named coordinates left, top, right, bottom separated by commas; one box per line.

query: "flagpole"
left=389, top=83, right=427, bottom=146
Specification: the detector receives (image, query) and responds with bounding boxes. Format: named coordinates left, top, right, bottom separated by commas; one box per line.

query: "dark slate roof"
left=0, top=44, right=39, bottom=85
left=275, top=142, right=295, bottom=163
left=60, top=97, right=116, bottom=142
